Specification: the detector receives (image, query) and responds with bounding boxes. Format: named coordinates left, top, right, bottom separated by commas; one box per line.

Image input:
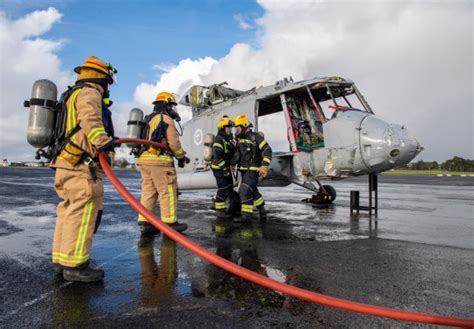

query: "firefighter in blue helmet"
left=231, top=114, right=272, bottom=222
left=211, top=116, right=236, bottom=219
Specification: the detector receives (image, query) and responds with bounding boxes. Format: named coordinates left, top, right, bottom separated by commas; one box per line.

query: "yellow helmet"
left=217, top=115, right=234, bottom=129
left=74, top=56, right=117, bottom=84
left=234, top=114, right=250, bottom=128
left=153, top=91, right=177, bottom=105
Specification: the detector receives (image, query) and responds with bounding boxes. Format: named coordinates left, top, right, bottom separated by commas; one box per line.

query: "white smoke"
left=134, top=0, right=473, bottom=161
left=134, top=57, right=218, bottom=122
left=0, top=7, right=73, bottom=161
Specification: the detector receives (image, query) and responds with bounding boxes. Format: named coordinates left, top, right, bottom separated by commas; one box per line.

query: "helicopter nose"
left=387, top=124, right=423, bottom=166
left=359, top=115, right=422, bottom=172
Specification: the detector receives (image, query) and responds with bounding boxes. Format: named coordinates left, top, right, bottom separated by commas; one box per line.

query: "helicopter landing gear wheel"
left=303, top=184, right=337, bottom=204
left=319, top=185, right=336, bottom=203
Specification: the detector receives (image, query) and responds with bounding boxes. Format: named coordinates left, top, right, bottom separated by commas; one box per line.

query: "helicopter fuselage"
left=171, top=76, right=421, bottom=191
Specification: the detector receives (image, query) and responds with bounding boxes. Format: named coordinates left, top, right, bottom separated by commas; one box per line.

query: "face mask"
left=235, top=126, right=246, bottom=137
left=168, top=105, right=181, bottom=122
left=224, top=126, right=233, bottom=138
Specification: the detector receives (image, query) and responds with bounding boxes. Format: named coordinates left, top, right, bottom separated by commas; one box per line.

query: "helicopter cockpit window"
left=284, top=92, right=326, bottom=151
left=313, top=84, right=369, bottom=119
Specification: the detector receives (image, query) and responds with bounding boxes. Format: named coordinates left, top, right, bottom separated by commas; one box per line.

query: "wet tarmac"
left=0, top=168, right=473, bottom=328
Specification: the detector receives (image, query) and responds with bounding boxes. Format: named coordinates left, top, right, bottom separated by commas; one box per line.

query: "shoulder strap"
left=249, top=132, right=257, bottom=142
left=150, top=113, right=168, bottom=143
left=214, top=134, right=223, bottom=144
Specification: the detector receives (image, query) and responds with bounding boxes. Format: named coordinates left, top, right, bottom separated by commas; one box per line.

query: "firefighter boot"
left=54, top=260, right=90, bottom=275
left=168, top=222, right=188, bottom=233
left=216, top=209, right=233, bottom=220
left=139, top=221, right=160, bottom=235
left=53, top=263, right=64, bottom=274
left=63, top=262, right=104, bottom=282
left=258, top=206, right=267, bottom=222
left=234, top=213, right=252, bottom=223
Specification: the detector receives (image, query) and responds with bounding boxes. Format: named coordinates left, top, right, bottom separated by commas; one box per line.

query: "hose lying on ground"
left=99, top=138, right=474, bottom=328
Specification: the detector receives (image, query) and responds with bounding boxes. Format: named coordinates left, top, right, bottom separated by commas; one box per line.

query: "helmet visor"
left=224, top=126, right=233, bottom=136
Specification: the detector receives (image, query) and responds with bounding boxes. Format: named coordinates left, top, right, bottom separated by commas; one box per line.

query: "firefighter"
left=211, top=116, right=236, bottom=219
left=231, top=114, right=272, bottom=222
left=136, top=92, right=189, bottom=234
left=50, top=56, right=117, bottom=282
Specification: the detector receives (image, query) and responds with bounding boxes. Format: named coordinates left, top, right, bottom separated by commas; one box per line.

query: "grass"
left=383, top=170, right=474, bottom=176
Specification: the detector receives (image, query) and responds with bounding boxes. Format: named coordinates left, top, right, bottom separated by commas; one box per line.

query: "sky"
left=0, top=0, right=472, bottom=162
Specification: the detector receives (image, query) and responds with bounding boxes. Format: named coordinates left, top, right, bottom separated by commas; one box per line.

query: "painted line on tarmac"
left=5, top=245, right=137, bottom=318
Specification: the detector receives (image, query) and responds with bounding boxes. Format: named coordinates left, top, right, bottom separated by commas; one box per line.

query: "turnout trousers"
left=137, top=165, right=178, bottom=224
left=52, top=168, right=103, bottom=267
left=212, top=169, right=234, bottom=211
left=238, top=170, right=265, bottom=215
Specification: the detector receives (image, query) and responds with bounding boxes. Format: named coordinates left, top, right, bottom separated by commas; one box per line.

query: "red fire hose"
left=99, top=138, right=474, bottom=328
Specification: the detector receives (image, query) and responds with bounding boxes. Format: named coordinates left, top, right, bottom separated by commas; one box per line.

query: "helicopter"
left=128, top=76, right=422, bottom=204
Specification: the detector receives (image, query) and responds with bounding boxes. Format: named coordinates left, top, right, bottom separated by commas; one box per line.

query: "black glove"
left=178, top=156, right=190, bottom=168
left=113, top=136, right=122, bottom=147
left=98, top=139, right=115, bottom=153
left=222, top=166, right=230, bottom=176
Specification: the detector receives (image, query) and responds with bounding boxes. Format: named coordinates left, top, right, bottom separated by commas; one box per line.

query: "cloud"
left=233, top=14, right=254, bottom=30
left=134, top=57, right=217, bottom=123
left=0, top=7, right=73, bottom=161
left=152, top=62, right=176, bottom=73
left=135, top=1, right=472, bottom=161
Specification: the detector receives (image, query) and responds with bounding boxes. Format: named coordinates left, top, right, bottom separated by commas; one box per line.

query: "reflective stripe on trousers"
left=52, top=168, right=103, bottom=267
left=138, top=165, right=178, bottom=224
left=238, top=170, right=264, bottom=214
left=212, top=170, right=234, bottom=210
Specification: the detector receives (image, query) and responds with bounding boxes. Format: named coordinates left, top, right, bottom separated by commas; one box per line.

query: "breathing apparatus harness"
left=131, top=102, right=181, bottom=157
left=25, top=80, right=114, bottom=180
left=63, top=82, right=116, bottom=180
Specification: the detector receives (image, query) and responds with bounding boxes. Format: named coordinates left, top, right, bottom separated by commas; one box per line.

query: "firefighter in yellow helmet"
left=231, top=114, right=272, bottom=222
left=136, top=91, right=189, bottom=234
left=211, top=116, right=236, bottom=219
left=50, top=56, right=117, bottom=282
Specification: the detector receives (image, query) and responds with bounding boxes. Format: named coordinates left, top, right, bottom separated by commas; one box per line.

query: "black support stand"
left=350, top=173, right=378, bottom=216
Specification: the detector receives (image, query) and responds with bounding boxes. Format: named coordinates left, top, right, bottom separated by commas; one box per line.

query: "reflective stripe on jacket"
left=211, top=133, right=235, bottom=170
left=51, top=82, right=112, bottom=171
left=137, top=113, right=185, bottom=166
left=231, top=131, right=272, bottom=169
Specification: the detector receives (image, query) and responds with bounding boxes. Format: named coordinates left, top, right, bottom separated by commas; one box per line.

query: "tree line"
left=397, top=156, right=474, bottom=172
